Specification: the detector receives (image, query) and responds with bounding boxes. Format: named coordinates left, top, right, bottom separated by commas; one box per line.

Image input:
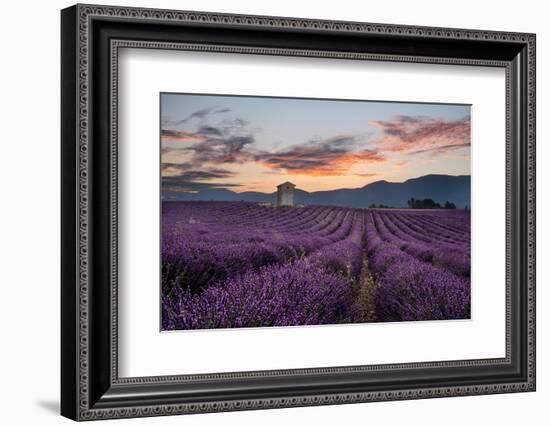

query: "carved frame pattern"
left=61, top=4, right=536, bottom=421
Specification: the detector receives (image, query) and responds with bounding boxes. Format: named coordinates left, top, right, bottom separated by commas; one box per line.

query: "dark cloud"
left=197, top=125, right=223, bottom=136
left=369, top=115, right=471, bottom=155
left=165, top=132, right=385, bottom=178
left=162, top=111, right=256, bottom=168
left=163, top=107, right=231, bottom=126
left=161, top=162, right=191, bottom=173
left=221, top=118, right=249, bottom=127
left=412, top=142, right=471, bottom=155
left=182, top=107, right=230, bottom=123
left=185, top=135, right=256, bottom=165
left=160, top=110, right=259, bottom=192
left=162, top=177, right=241, bottom=193
left=162, top=180, right=241, bottom=193
left=161, top=167, right=240, bottom=193
left=162, top=111, right=390, bottom=188
left=162, top=162, right=236, bottom=179
left=161, top=129, right=206, bottom=142
left=253, top=136, right=385, bottom=176
left=174, top=169, right=237, bottom=181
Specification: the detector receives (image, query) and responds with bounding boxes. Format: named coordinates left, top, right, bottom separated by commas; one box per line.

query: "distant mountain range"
left=163, top=174, right=471, bottom=208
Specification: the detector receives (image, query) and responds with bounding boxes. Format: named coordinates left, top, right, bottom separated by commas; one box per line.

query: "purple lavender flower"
left=162, top=260, right=354, bottom=330
left=161, top=201, right=471, bottom=329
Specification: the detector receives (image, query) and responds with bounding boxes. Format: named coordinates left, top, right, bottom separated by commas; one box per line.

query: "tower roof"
left=277, top=181, right=296, bottom=188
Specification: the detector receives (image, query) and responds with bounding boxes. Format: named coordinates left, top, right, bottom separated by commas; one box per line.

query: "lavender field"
left=161, top=201, right=470, bottom=331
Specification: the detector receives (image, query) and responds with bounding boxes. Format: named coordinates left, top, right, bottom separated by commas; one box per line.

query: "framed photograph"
left=61, top=4, right=536, bottom=421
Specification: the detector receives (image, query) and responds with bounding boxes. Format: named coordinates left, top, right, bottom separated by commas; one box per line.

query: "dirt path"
left=354, top=253, right=378, bottom=322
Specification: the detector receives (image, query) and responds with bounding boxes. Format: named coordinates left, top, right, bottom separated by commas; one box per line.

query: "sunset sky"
left=161, top=93, right=471, bottom=193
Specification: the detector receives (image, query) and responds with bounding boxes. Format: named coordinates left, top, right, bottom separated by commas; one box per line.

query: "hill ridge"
left=163, top=174, right=471, bottom=208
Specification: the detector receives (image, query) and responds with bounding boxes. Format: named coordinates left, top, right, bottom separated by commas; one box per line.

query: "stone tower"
left=276, top=181, right=296, bottom=207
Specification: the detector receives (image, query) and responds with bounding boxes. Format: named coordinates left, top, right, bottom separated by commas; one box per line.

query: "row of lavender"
left=366, top=212, right=470, bottom=321
left=161, top=201, right=470, bottom=330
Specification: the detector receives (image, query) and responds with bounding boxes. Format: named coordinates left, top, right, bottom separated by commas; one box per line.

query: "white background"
left=119, top=49, right=505, bottom=377
left=0, top=0, right=547, bottom=425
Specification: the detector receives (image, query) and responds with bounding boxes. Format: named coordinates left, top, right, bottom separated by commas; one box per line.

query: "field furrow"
left=162, top=201, right=471, bottom=330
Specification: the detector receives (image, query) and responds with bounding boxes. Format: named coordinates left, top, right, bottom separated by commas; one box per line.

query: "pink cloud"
left=369, top=115, right=471, bottom=155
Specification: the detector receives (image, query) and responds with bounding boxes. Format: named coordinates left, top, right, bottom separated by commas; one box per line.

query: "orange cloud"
left=256, top=136, right=386, bottom=176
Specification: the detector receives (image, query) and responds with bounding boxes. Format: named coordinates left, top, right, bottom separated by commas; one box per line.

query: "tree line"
left=407, top=198, right=456, bottom=209
left=368, top=198, right=465, bottom=209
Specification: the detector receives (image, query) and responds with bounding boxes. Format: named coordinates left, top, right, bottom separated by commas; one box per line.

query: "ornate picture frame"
left=61, top=4, right=535, bottom=421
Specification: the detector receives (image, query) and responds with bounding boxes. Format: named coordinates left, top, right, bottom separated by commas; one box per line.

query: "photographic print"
left=160, top=93, right=471, bottom=331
